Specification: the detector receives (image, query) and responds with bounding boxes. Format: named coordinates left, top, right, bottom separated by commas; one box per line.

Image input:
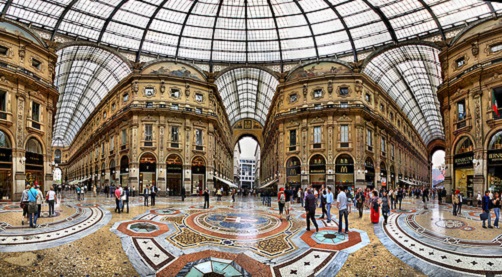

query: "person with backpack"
left=278, top=187, right=286, bottom=220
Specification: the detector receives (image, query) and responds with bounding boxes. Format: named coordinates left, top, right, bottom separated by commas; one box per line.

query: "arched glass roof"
left=215, top=68, right=278, bottom=126
left=2, top=0, right=501, bottom=63
left=364, top=44, right=444, bottom=145
left=52, top=45, right=132, bottom=147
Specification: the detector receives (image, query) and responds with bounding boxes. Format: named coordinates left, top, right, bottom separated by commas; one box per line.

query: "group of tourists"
left=19, top=184, right=58, bottom=228
left=480, top=190, right=500, bottom=229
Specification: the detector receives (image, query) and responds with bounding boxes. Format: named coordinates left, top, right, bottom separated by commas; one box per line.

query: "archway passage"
left=139, top=153, right=157, bottom=193
left=431, top=150, right=445, bottom=189
left=25, top=138, right=44, bottom=192
left=233, top=137, right=260, bottom=194
left=0, top=130, right=12, bottom=199
left=166, top=154, right=183, bottom=196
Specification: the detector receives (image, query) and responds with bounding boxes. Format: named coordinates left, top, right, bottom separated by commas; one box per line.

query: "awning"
left=214, top=176, right=238, bottom=188
left=259, top=179, right=278, bottom=189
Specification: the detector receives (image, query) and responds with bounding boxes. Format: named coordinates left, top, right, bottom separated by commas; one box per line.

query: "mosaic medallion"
left=129, top=222, right=159, bottom=233
left=185, top=211, right=288, bottom=240
left=176, top=257, right=250, bottom=277
left=312, top=230, right=348, bottom=245
left=434, top=219, right=466, bottom=229
left=117, top=220, right=169, bottom=237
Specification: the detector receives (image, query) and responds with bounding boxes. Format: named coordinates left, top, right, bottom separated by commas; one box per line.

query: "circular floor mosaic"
left=186, top=211, right=288, bottom=240
left=312, top=230, right=348, bottom=245
left=434, top=219, right=466, bottom=229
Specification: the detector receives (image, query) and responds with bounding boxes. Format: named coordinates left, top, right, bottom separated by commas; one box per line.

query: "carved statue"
left=185, top=84, right=191, bottom=97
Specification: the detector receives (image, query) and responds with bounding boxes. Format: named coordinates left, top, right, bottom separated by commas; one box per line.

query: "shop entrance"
left=166, top=154, right=183, bottom=196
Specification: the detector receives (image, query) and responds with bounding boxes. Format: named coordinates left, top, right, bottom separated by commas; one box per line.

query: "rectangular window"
left=171, top=88, right=180, bottom=98
left=145, top=124, right=153, bottom=141
left=32, top=102, right=40, bottom=122
left=146, top=102, right=153, bottom=108
left=492, top=87, right=502, bottom=119
left=121, top=129, right=127, bottom=145
left=456, top=57, right=465, bottom=68
left=381, top=137, right=386, bottom=155
left=313, top=89, right=322, bottom=98
left=340, top=87, right=348, bottom=95
left=313, top=126, right=321, bottom=144
left=195, top=129, right=203, bottom=147
left=365, top=93, right=371, bottom=103
left=391, top=144, right=395, bottom=159
left=170, top=126, right=179, bottom=148
left=289, top=129, right=296, bottom=151
left=0, top=90, right=6, bottom=112
left=195, top=108, right=202, bottom=114
left=380, top=104, right=385, bottom=112
left=0, top=46, right=7, bottom=56
left=457, top=100, right=465, bottom=120
left=340, top=102, right=348, bottom=108
left=491, top=43, right=502, bottom=53
left=367, top=129, right=373, bottom=151
left=314, top=104, right=322, bottom=110
left=171, top=103, right=179, bottom=110
left=101, top=143, right=105, bottom=157
left=32, top=58, right=41, bottom=70
left=123, top=93, right=129, bottom=102
left=341, top=125, right=349, bottom=143
left=110, top=136, right=114, bottom=151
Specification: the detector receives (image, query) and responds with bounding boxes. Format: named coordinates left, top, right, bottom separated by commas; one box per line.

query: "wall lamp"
left=19, top=157, right=26, bottom=164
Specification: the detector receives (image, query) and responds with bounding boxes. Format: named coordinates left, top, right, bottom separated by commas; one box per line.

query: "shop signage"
left=454, top=152, right=473, bottom=168
left=309, top=168, right=326, bottom=174
left=335, top=164, right=354, bottom=174
left=488, top=149, right=502, bottom=165
left=26, top=152, right=43, bottom=165
left=167, top=165, right=183, bottom=173
left=0, top=148, right=12, bottom=163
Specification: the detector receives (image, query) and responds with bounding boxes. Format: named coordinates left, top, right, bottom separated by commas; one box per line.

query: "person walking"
left=492, top=192, right=500, bottom=229
left=93, top=185, right=97, bottom=197
left=285, top=186, right=293, bottom=220
left=355, top=188, right=365, bottom=218
left=231, top=189, right=236, bottom=203
left=482, top=190, right=493, bottom=229
left=476, top=191, right=482, bottom=208
left=203, top=189, right=210, bottom=209
left=298, top=188, right=304, bottom=207
left=46, top=186, right=57, bottom=217
left=181, top=186, right=186, bottom=201
left=115, top=185, right=123, bottom=213
left=337, top=186, right=349, bottom=234
left=370, top=191, right=380, bottom=224
left=381, top=190, right=391, bottom=225
left=20, top=185, right=30, bottom=225
left=304, top=189, right=319, bottom=232
left=143, top=185, right=150, bottom=207
left=319, top=186, right=327, bottom=219
left=150, top=184, right=157, bottom=206
left=76, top=185, right=81, bottom=201
left=27, top=185, right=39, bottom=228
left=278, top=187, right=286, bottom=220
left=397, top=187, right=403, bottom=210
left=389, top=189, right=395, bottom=210
left=457, top=192, right=463, bottom=215
left=452, top=190, right=460, bottom=216
left=35, top=185, right=43, bottom=219
left=216, top=188, right=222, bottom=201
left=166, top=187, right=170, bottom=198
left=422, top=187, right=429, bottom=209
left=324, top=186, right=334, bottom=223
left=121, top=187, right=129, bottom=213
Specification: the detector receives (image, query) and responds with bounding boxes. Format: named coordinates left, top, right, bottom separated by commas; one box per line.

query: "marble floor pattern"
left=0, top=193, right=499, bottom=276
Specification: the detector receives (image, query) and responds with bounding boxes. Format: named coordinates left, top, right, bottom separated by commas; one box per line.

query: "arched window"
left=0, top=130, right=11, bottom=148
left=26, top=138, right=42, bottom=154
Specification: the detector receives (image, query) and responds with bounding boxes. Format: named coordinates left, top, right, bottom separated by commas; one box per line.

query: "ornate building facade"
left=0, top=21, right=58, bottom=200
left=439, top=18, right=502, bottom=196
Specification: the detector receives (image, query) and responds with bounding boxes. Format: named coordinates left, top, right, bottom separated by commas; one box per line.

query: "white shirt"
left=337, top=191, right=348, bottom=210
left=47, top=190, right=56, bottom=201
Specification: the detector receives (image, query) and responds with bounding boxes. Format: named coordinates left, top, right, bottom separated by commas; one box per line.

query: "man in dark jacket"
left=355, top=188, right=365, bottom=218
left=482, top=190, right=493, bottom=228
left=203, top=189, right=210, bottom=209
left=305, top=188, right=319, bottom=232
left=181, top=186, right=186, bottom=202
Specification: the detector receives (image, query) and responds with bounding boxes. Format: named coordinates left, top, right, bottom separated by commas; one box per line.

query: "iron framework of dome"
left=4, top=0, right=502, bottom=147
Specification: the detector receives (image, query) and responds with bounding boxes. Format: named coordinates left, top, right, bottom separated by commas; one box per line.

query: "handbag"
left=480, top=212, right=488, bottom=221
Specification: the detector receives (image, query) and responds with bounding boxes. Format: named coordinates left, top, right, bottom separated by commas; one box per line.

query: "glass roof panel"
left=53, top=45, right=131, bottom=147
left=215, top=68, right=279, bottom=126
left=364, top=44, right=444, bottom=145
left=3, top=0, right=501, bottom=63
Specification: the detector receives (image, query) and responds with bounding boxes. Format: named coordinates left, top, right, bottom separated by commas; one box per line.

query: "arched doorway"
left=192, top=156, right=206, bottom=195
left=365, top=157, right=375, bottom=189
left=286, top=156, right=301, bottom=189
left=453, top=137, right=474, bottom=197
left=120, top=155, right=129, bottom=187
left=25, top=138, right=44, bottom=192
left=487, top=131, right=502, bottom=192
left=309, top=154, right=326, bottom=189
left=109, top=159, right=115, bottom=184
left=139, top=153, right=156, bottom=193
left=166, top=154, right=183, bottom=196
left=0, top=130, right=12, bottom=199
left=335, top=154, right=354, bottom=190
left=380, top=161, right=387, bottom=189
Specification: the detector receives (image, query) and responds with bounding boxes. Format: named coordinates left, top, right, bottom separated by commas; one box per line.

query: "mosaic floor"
left=0, top=193, right=500, bottom=276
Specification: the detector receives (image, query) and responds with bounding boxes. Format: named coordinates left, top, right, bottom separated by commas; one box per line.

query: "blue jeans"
left=326, top=203, right=332, bottom=222
left=483, top=210, right=492, bottom=227
left=338, top=209, right=349, bottom=233
left=29, top=212, right=38, bottom=227
left=494, top=208, right=500, bottom=227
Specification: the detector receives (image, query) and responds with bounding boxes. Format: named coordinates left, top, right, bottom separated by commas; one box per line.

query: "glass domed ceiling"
left=2, top=0, right=501, bottom=63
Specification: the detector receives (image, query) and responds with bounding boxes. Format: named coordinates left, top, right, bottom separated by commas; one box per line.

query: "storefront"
left=380, top=161, right=387, bottom=188
left=335, top=154, right=354, bottom=189
left=139, top=153, right=156, bottom=193
left=286, top=156, right=301, bottom=188
left=365, top=157, right=375, bottom=188
left=191, top=156, right=205, bottom=194
left=453, top=137, right=474, bottom=197
left=25, top=138, right=44, bottom=192
left=120, top=155, right=129, bottom=186
left=389, top=166, right=396, bottom=189
left=309, top=154, right=326, bottom=189
left=0, top=130, right=12, bottom=200
left=487, top=131, right=502, bottom=192
left=166, top=154, right=183, bottom=196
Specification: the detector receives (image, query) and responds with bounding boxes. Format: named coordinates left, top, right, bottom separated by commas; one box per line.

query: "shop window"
left=491, top=87, right=502, bottom=120
left=456, top=57, right=465, bottom=68
left=289, top=129, right=297, bottom=151
left=32, top=58, right=41, bottom=70
left=313, top=89, right=322, bottom=98
left=340, top=125, right=349, bottom=147
left=340, top=87, right=349, bottom=96
left=313, top=126, right=322, bottom=148
left=367, top=129, right=373, bottom=151
left=490, top=43, right=502, bottom=53
left=0, top=45, right=8, bottom=56
left=171, top=126, right=179, bottom=148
